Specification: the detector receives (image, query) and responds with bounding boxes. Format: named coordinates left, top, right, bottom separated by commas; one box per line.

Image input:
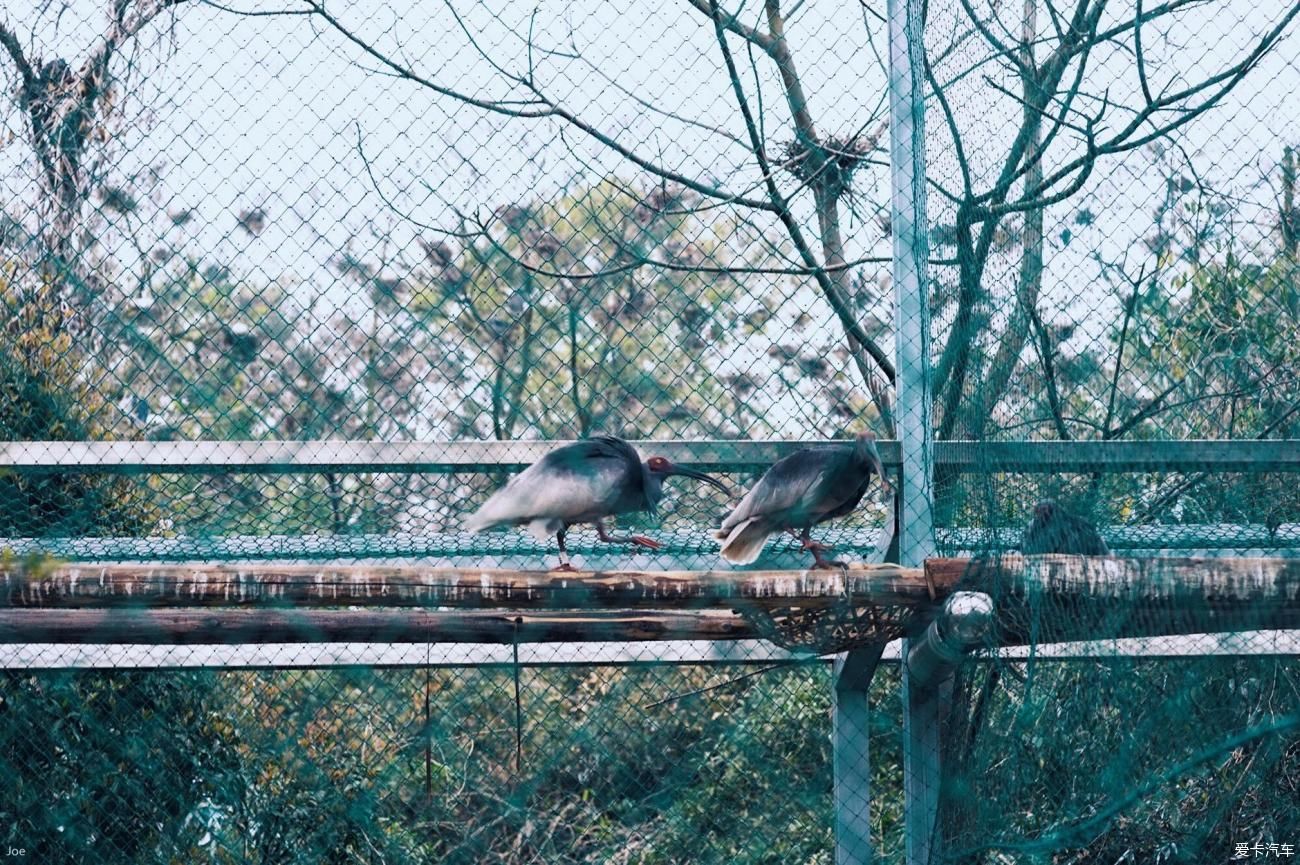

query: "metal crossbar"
left=5, top=632, right=1297, bottom=671
left=3, top=439, right=1299, bottom=473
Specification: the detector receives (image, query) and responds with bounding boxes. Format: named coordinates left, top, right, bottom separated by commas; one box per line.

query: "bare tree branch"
left=297, top=0, right=778, bottom=213
left=706, top=0, right=897, bottom=404
left=684, top=0, right=775, bottom=53
left=0, top=0, right=186, bottom=313
left=930, top=0, right=1299, bottom=446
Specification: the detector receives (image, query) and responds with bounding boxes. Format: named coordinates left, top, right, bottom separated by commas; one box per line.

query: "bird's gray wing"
left=464, top=440, right=633, bottom=530
left=719, top=450, right=833, bottom=531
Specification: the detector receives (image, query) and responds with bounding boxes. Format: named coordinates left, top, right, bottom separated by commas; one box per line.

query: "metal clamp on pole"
left=904, top=591, right=995, bottom=689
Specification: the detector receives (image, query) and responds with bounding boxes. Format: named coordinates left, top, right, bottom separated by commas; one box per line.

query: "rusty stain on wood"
left=927, top=555, right=1300, bottom=644
left=927, top=555, right=1300, bottom=601
left=0, top=562, right=940, bottom=610
left=0, top=608, right=755, bottom=645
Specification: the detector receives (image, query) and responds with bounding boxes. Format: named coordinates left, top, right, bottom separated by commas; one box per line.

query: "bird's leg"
left=552, top=527, right=577, bottom=572
left=799, top=527, right=844, bottom=569
left=594, top=519, right=662, bottom=551
left=797, top=526, right=831, bottom=552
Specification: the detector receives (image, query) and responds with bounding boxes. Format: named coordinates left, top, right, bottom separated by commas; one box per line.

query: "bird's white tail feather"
left=718, top=518, right=771, bottom=565
left=463, top=491, right=514, bottom=533
left=526, top=519, right=561, bottom=542
left=461, top=510, right=494, bottom=533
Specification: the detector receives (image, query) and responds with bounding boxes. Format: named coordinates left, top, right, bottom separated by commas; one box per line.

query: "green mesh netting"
left=2, top=0, right=1300, bottom=862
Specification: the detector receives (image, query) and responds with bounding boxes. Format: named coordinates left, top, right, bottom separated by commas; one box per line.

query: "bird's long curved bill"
left=670, top=465, right=731, bottom=495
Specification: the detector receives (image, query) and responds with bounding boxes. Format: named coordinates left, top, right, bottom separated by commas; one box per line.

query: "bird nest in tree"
left=740, top=597, right=916, bottom=655
left=779, top=134, right=875, bottom=202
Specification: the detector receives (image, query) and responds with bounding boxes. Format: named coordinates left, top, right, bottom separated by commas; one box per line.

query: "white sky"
left=0, top=0, right=1296, bottom=437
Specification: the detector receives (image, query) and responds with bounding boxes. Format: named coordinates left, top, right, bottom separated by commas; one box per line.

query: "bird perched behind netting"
left=463, top=435, right=729, bottom=571
left=1019, top=500, right=1110, bottom=555
left=715, top=431, right=891, bottom=568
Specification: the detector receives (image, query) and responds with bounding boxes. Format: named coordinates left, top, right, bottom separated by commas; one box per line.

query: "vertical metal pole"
left=833, top=643, right=886, bottom=865
left=902, top=661, right=948, bottom=865
left=887, top=0, right=939, bottom=861
left=888, top=0, right=933, bottom=560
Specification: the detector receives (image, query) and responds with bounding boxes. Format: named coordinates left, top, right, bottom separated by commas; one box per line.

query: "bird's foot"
left=551, top=563, right=579, bottom=573
left=810, top=555, right=848, bottom=570
left=629, top=535, right=662, bottom=551
left=799, top=538, right=832, bottom=553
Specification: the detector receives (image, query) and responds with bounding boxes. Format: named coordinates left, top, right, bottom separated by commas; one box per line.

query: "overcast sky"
left=1, top=0, right=1297, bottom=435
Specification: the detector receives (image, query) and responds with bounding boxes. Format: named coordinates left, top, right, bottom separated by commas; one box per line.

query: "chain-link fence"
left=2, top=646, right=891, bottom=864
left=914, top=3, right=1300, bottom=859
left=2, top=0, right=1299, bottom=861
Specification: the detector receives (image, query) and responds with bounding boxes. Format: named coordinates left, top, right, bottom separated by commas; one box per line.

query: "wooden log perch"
left=3, top=557, right=1296, bottom=647
left=0, top=609, right=754, bottom=645
left=0, top=562, right=939, bottom=611
left=927, top=555, right=1300, bottom=644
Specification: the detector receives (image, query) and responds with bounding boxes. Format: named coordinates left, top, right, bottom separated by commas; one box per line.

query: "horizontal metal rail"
left=935, top=439, right=1300, bottom=472
left=0, top=527, right=895, bottom=567
left=3, top=630, right=1297, bottom=670
left=0, top=525, right=1294, bottom=567
left=0, top=639, right=804, bottom=670
left=2, top=439, right=1299, bottom=473
left=0, top=439, right=897, bottom=474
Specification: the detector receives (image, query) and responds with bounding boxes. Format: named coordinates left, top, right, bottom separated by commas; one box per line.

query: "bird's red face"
left=646, top=456, right=729, bottom=494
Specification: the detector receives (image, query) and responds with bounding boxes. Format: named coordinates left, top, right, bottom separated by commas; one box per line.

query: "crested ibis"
left=715, top=431, right=892, bottom=568
left=1019, top=499, right=1110, bottom=555
left=463, top=435, right=728, bottom=570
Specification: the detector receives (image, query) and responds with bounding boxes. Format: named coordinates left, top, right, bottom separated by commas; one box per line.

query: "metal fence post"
left=887, top=0, right=939, bottom=861
left=833, top=643, right=886, bottom=865
left=901, top=656, right=946, bottom=865
left=887, top=0, right=934, bottom=573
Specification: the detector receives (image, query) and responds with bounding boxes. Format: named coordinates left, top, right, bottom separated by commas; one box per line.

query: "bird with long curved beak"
left=716, top=431, right=892, bottom=568
left=463, top=435, right=729, bottom=571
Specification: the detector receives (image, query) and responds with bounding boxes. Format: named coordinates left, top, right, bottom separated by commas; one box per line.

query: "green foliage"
left=26, top=664, right=850, bottom=864
left=0, top=670, right=238, bottom=865
left=410, top=180, right=792, bottom=440
left=941, top=657, right=1300, bottom=864
left=0, top=267, right=155, bottom=537
left=1140, top=254, right=1300, bottom=439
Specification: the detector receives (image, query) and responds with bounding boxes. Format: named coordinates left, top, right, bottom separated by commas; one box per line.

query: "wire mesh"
left=916, top=0, right=1300, bottom=860
left=0, top=649, right=910, bottom=864
left=1, top=0, right=1299, bottom=862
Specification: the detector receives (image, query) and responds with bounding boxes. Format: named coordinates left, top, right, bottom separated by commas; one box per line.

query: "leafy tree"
left=0, top=269, right=235, bottom=865
left=412, top=180, right=802, bottom=440
left=0, top=266, right=154, bottom=536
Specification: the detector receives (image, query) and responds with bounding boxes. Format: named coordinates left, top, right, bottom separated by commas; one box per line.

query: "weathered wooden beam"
left=5, top=439, right=1298, bottom=475
left=0, top=562, right=941, bottom=610
left=929, top=555, right=1300, bottom=643
left=927, top=555, right=1300, bottom=599
left=0, top=608, right=754, bottom=644
left=4, top=557, right=1296, bottom=648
